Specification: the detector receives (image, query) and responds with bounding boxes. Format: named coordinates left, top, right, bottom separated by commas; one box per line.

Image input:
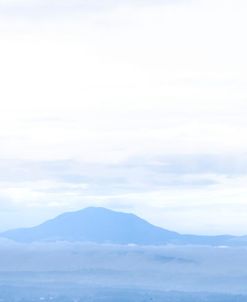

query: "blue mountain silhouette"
left=0, top=207, right=238, bottom=245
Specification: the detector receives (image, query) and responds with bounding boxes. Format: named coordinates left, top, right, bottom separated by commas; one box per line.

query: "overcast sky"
left=0, top=0, right=246, bottom=235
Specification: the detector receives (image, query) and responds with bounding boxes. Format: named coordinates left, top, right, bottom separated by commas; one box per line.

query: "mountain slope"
left=0, top=207, right=180, bottom=244
left=0, top=207, right=237, bottom=245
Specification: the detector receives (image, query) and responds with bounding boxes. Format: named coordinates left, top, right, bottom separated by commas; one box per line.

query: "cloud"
left=0, top=0, right=182, bottom=11
left=0, top=0, right=246, bottom=234
left=0, top=154, right=247, bottom=234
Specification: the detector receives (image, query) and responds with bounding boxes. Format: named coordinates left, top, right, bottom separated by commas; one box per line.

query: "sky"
left=0, top=0, right=247, bottom=235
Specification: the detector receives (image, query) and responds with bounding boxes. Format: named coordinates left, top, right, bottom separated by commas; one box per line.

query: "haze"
left=0, top=0, right=246, bottom=235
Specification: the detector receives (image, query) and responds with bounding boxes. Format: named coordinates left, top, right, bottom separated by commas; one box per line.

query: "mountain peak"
left=0, top=207, right=238, bottom=246
left=0, top=207, right=178, bottom=244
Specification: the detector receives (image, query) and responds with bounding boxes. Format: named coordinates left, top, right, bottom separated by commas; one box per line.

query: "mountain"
left=0, top=207, right=180, bottom=244
left=0, top=207, right=238, bottom=245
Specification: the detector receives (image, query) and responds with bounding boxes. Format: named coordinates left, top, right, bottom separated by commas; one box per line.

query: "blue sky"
left=0, top=0, right=247, bottom=235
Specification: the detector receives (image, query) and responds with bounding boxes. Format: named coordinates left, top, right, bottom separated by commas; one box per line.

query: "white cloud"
left=0, top=0, right=246, bottom=233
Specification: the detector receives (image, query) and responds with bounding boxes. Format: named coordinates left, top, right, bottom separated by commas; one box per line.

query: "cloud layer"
left=0, top=0, right=246, bottom=234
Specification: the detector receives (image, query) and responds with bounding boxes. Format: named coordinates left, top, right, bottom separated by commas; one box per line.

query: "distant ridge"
left=0, top=207, right=243, bottom=246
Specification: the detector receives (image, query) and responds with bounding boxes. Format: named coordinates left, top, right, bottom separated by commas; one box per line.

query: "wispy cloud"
left=0, top=154, right=246, bottom=234
left=0, top=0, right=246, bottom=234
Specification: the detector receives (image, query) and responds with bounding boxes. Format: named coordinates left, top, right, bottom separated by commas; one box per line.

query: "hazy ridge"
left=1, top=207, right=246, bottom=246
